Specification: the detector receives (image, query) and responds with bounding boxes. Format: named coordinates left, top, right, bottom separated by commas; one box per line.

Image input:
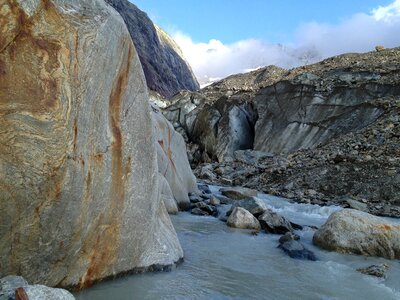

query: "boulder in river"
left=278, top=241, right=318, bottom=261
left=227, top=207, right=261, bottom=230
left=279, top=232, right=300, bottom=244
left=356, top=263, right=389, bottom=278
left=228, top=197, right=268, bottom=217
left=220, top=186, right=258, bottom=200
left=313, top=209, right=400, bottom=259
left=258, top=210, right=294, bottom=234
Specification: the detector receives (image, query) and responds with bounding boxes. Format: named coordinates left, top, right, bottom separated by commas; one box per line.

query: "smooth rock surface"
left=227, top=207, right=261, bottom=230
left=313, top=209, right=400, bottom=259
left=153, top=109, right=197, bottom=210
left=0, top=0, right=182, bottom=288
left=158, top=173, right=178, bottom=214
left=104, top=0, right=199, bottom=98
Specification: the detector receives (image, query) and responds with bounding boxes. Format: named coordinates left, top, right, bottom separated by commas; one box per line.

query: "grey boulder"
left=313, top=209, right=400, bottom=259
left=227, top=207, right=261, bottom=230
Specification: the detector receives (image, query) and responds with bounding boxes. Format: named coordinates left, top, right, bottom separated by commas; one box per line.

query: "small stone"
left=198, top=184, right=212, bottom=194
left=375, top=45, right=385, bottom=52
left=346, top=199, right=369, bottom=212
left=209, top=196, right=220, bottom=206
left=191, top=208, right=209, bottom=216
left=220, top=178, right=233, bottom=186
left=194, top=202, right=215, bottom=215
left=357, top=263, right=389, bottom=278
left=189, top=195, right=202, bottom=203
left=279, top=232, right=300, bottom=244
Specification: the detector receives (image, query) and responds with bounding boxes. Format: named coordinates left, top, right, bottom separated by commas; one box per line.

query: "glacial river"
left=75, top=188, right=400, bottom=299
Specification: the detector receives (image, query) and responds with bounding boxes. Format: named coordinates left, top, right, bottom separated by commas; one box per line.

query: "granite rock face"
left=313, top=209, right=400, bottom=259
left=0, top=0, right=182, bottom=288
left=104, top=0, right=199, bottom=98
left=153, top=109, right=197, bottom=210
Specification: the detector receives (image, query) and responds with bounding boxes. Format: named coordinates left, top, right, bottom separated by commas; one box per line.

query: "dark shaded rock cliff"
left=104, top=0, right=199, bottom=98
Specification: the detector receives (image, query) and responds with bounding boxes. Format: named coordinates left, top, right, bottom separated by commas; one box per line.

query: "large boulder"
left=104, top=0, right=199, bottom=98
left=227, top=207, right=261, bottom=230
left=153, top=110, right=197, bottom=210
left=313, top=209, right=400, bottom=259
left=0, top=0, right=182, bottom=288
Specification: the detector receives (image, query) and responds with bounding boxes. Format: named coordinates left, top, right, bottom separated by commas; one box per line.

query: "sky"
left=132, top=0, right=400, bottom=85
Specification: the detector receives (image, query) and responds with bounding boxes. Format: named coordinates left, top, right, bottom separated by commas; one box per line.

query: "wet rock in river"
left=258, top=210, right=294, bottom=234
left=278, top=241, right=318, bottom=261
left=356, top=263, right=389, bottom=278
left=227, top=207, right=261, bottom=230
left=227, top=197, right=268, bottom=217
left=279, top=232, right=300, bottom=244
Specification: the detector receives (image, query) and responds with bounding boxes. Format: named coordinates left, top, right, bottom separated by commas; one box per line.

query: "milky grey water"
left=75, top=190, right=400, bottom=300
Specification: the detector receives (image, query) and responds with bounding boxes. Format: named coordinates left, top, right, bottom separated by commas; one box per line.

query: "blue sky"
left=130, top=0, right=400, bottom=85
left=133, top=0, right=392, bottom=44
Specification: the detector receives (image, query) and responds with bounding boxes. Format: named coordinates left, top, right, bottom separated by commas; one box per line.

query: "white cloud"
left=172, top=0, right=400, bottom=85
left=372, top=0, right=400, bottom=21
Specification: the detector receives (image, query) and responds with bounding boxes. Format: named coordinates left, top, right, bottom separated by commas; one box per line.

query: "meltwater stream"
left=75, top=188, right=400, bottom=299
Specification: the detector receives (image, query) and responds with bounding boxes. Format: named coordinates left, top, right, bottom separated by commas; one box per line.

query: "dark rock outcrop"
left=104, top=0, right=199, bottom=98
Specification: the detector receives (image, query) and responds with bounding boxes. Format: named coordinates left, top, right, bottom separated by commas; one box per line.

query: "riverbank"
left=75, top=189, right=400, bottom=299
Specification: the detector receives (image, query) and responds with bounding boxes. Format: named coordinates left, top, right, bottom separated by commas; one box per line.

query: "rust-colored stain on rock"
left=376, top=224, right=400, bottom=231
left=15, top=287, right=29, bottom=300
left=0, top=0, right=64, bottom=114
left=78, top=43, right=134, bottom=289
